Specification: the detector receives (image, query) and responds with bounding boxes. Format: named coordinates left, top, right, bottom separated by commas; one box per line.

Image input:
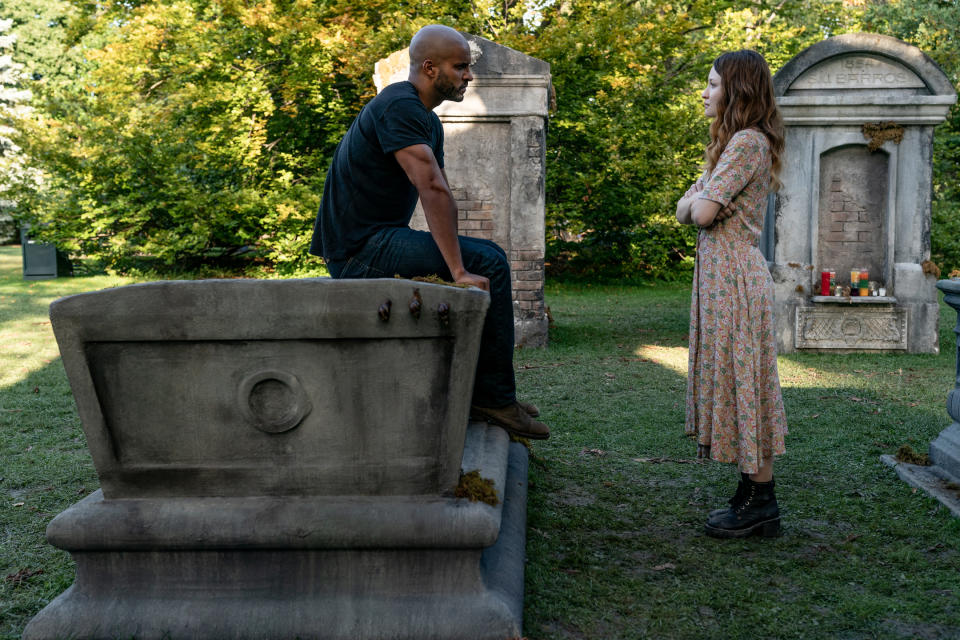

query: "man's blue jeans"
left=326, top=227, right=516, bottom=408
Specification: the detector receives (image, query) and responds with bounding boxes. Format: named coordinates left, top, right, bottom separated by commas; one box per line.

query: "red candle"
left=821, top=271, right=831, bottom=296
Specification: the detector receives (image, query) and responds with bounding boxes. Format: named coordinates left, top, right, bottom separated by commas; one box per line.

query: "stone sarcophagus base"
left=25, top=425, right=529, bottom=640
left=925, top=281, right=960, bottom=500
left=24, top=278, right=529, bottom=640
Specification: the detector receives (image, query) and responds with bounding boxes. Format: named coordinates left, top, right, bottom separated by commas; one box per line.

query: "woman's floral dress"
left=685, top=128, right=787, bottom=474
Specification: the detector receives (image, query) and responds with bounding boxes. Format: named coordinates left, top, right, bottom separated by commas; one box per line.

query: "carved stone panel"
left=817, top=146, right=887, bottom=288
left=790, top=54, right=926, bottom=92
left=795, top=306, right=907, bottom=350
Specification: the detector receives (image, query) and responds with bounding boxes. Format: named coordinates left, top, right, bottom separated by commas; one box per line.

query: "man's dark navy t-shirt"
left=309, top=81, right=444, bottom=262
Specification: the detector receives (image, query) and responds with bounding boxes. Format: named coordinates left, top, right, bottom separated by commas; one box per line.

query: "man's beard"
left=436, top=73, right=467, bottom=102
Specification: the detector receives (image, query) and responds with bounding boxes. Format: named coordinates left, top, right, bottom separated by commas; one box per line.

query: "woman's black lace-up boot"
left=704, top=477, right=780, bottom=538
left=707, top=472, right=750, bottom=523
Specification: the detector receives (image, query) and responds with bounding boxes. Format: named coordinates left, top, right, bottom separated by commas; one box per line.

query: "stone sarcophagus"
left=24, top=278, right=529, bottom=640
left=767, top=33, right=957, bottom=353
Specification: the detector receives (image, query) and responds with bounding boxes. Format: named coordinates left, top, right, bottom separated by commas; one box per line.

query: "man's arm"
left=394, top=143, right=489, bottom=290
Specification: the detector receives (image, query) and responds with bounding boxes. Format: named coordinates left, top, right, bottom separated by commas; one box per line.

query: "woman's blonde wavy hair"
left=704, top=50, right=785, bottom=192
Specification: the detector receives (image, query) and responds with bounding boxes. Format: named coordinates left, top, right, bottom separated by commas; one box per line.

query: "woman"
left=675, top=50, right=788, bottom=539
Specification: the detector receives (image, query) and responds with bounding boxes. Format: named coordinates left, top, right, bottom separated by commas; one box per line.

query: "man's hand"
left=452, top=271, right=489, bottom=291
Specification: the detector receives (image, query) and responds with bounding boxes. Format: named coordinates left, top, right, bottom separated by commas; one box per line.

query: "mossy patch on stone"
left=922, top=260, right=941, bottom=278
left=455, top=470, right=499, bottom=506
left=862, top=121, right=904, bottom=151
left=393, top=273, right=472, bottom=288
left=895, top=444, right=931, bottom=466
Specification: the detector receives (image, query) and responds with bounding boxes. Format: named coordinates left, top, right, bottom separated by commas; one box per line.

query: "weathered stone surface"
left=886, top=280, right=960, bottom=520
left=929, top=279, right=960, bottom=487
left=795, top=304, right=907, bottom=351
left=817, top=148, right=887, bottom=285
left=48, top=278, right=489, bottom=499
left=776, top=33, right=956, bottom=100
left=24, top=279, right=531, bottom=639
left=930, top=424, right=960, bottom=486
left=374, top=33, right=551, bottom=347
left=768, top=33, right=956, bottom=354
left=25, top=430, right=530, bottom=640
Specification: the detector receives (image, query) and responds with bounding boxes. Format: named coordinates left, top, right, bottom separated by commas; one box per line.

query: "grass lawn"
left=2, top=243, right=959, bottom=639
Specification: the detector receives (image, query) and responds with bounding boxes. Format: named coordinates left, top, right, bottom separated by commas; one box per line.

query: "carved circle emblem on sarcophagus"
left=238, top=369, right=312, bottom=434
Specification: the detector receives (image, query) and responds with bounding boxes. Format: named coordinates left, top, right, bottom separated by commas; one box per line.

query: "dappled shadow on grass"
left=522, top=377, right=960, bottom=638
left=1, top=358, right=95, bottom=640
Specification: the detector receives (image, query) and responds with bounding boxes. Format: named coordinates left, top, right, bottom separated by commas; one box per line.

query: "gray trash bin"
left=21, top=226, right=61, bottom=280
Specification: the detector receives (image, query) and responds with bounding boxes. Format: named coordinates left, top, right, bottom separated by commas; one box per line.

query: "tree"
left=858, top=0, right=960, bottom=274
left=0, top=17, right=36, bottom=242
left=9, top=0, right=956, bottom=278
left=9, top=0, right=496, bottom=273
left=500, top=0, right=856, bottom=279
left=0, top=0, right=79, bottom=243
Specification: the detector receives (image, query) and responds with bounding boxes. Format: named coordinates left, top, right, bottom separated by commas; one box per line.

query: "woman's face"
left=702, top=66, right=723, bottom=119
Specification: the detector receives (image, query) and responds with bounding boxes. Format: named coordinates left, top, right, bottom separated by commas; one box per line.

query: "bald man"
left=309, top=25, right=550, bottom=440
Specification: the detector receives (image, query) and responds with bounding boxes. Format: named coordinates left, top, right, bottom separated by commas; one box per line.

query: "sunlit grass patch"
left=633, top=344, right=688, bottom=376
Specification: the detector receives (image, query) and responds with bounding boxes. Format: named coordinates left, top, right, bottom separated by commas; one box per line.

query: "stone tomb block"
left=768, top=33, right=956, bottom=354
left=790, top=53, right=926, bottom=92
left=24, top=278, right=529, bottom=640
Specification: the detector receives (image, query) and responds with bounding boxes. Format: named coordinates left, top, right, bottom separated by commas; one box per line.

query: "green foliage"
left=857, top=0, right=960, bottom=275
left=504, top=2, right=713, bottom=279
left=0, top=13, right=33, bottom=241
left=14, top=0, right=340, bottom=271
left=6, top=0, right=501, bottom=273
left=0, top=0, right=82, bottom=242
left=507, top=0, right=855, bottom=280
left=0, top=0, right=80, bottom=85
left=2, top=0, right=959, bottom=278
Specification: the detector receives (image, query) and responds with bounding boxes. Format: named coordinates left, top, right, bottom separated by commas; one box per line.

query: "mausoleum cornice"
left=778, top=94, right=957, bottom=125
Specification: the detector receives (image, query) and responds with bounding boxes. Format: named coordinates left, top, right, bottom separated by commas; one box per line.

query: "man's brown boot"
left=470, top=402, right=550, bottom=440
left=471, top=400, right=539, bottom=420
left=517, top=400, right=540, bottom=417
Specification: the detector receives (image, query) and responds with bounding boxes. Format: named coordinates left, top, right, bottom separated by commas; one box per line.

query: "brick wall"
left=451, top=187, right=495, bottom=241
left=817, top=166, right=886, bottom=289
left=450, top=188, right=546, bottom=337
left=510, top=248, right=545, bottom=323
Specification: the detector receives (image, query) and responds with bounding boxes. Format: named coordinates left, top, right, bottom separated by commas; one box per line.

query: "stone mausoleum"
left=766, top=33, right=957, bottom=353
left=374, top=33, right=552, bottom=347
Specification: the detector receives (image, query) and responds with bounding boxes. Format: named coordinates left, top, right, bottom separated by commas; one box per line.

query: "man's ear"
left=420, top=58, right=437, bottom=79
